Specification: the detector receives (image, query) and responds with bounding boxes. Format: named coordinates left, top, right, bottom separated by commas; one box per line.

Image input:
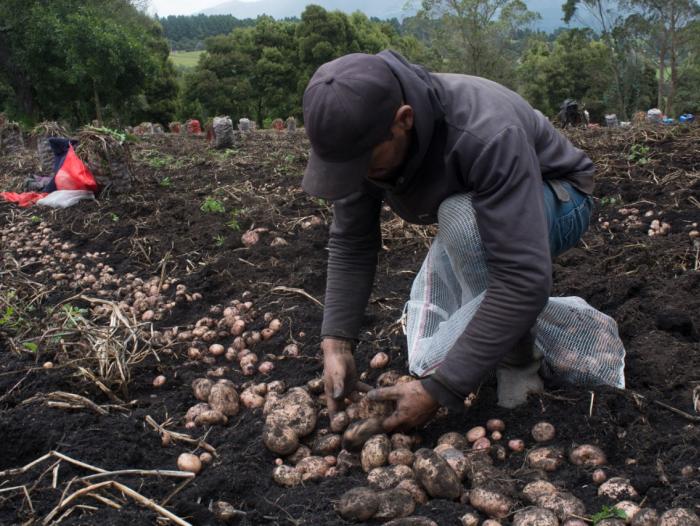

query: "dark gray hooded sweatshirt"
left=321, top=50, right=595, bottom=409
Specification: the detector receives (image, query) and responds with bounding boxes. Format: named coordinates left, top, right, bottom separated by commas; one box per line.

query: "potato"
left=466, top=426, right=486, bottom=442
left=397, top=478, right=428, bottom=505
left=592, top=468, right=607, bottom=485
left=258, top=361, right=274, bottom=374
left=434, top=445, right=468, bottom=480
left=412, top=448, right=462, bottom=499
left=199, top=452, right=213, bottom=464
left=209, top=343, right=225, bottom=356
left=598, top=477, right=638, bottom=500
left=313, top=433, right=342, bottom=456
left=153, top=375, right=166, bottom=387
left=473, top=437, right=491, bottom=450
left=296, top=456, right=329, bottom=482
left=370, top=352, right=390, bottom=369
left=387, top=434, right=411, bottom=451
left=535, top=491, right=586, bottom=521
left=482, top=521, right=502, bottom=526
left=562, top=520, right=588, bottom=526
left=569, top=444, right=607, bottom=466
left=185, top=402, right=211, bottom=423
left=343, top=417, right=384, bottom=451
left=596, top=520, right=625, bottom=526
left=486, top=419, right=506, bottom=432
left=262, top=423, right=299, bottom=455
left=212, top=500, right=244, bottom=522
left=336, top=450, right=362, bottom=473
left=631, top=509, right=659, bottom=526
left=460, top=512, right=480, bottom=526
left=389, top=448, right=415, bottom=466
left=208, top=380, right=240, bottom=416
left=368, top=464, right=415, bottom=490
left=374, top=488, right=415, bottom=520
left=527, top=447, right=565, bottom=471
left=282, top=343, right=299, bottom=357
left=384, top=518, right=437, bottom=526
left=361, top=434, right=391, bottom=472
left=532, top=422, right=556, bottom=442
left=285, top=444, right=311, bottom=465
left=512, top=507, right=559, bottom=526
left=659, top=508, right=700, bottom=526
left=240, top=388, right=265, bottom=409
left=330, top=411, right=350, bottom=433
left=469, top=487, right=513, bottom=519
left=268, top=318, right=282, bottom=331
left=267, top=380, right=286, bottom=393
left=192, top=378, right=214, bottom=401
left=491, top=444, right=507, bottom=462
left=195, top=409, right=228, bottom=426
left=614, top=501, right=640, bottom=523
left=272, top=465, right=302, bottom=487
left=336, top=487, right=379, bottom=522
left=522, top=480, right=558, bottom=503
left=266, top=388, right=317, bottom=437
left=177, top=453, right=202, bottom=474
left=438, top=431, right=467, bottom=450
left=508, top=439, right=525, bottom=452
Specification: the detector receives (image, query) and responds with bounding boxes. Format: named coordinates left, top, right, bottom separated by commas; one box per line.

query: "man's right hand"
left=321, top=337, right=357, bottom=417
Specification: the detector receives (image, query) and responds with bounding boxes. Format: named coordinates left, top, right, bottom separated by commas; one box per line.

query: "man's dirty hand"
left=367, top=380, right=439, bottom=432
left=321, top=337, right=358, bottom=417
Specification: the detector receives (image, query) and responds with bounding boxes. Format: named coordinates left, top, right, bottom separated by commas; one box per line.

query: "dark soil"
left=1, top=126, right=699, bottom=525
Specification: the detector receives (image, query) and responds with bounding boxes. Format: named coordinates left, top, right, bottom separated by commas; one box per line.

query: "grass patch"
left=170, top=50, right=203, bottom=69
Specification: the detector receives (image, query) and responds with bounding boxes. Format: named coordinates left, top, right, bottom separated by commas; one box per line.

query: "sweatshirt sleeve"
left=423, top=126, right=552, bottom=409
left=321, top=187, right=383, bottom=340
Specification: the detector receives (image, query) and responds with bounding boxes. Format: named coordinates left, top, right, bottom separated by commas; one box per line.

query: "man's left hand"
left=367, top=380, right=439, bottom=432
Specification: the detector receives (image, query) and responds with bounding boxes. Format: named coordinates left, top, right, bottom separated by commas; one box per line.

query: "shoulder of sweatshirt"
left=430, top=72, right=542, bottom=148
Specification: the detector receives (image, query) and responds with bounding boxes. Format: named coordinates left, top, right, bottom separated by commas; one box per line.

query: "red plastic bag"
left=0, top=191, right=48, bottom=207
left=54, top=145, right=97, bottom=192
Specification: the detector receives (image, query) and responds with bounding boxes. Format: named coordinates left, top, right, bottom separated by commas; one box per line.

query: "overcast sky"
left=149, top=0, right=232, bottom=16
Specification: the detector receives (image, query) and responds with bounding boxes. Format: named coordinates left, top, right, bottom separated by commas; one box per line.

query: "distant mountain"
left=201, top=0, right=573, bottom=32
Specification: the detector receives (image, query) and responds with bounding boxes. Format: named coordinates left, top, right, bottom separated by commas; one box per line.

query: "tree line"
left=1, top=0, right=698, bottom=129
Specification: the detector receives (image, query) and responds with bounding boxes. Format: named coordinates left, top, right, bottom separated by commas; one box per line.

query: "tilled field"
left=0, top=126, right=698, bottom=525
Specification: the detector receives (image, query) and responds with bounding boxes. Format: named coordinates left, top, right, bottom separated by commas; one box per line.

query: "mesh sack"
left=405, top=193, right=625, bottom=388
left=213, top=116, right=234, bottom=149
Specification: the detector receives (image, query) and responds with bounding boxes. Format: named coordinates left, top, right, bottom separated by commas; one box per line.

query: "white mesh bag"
left=405, top=194, right=625, bottom=388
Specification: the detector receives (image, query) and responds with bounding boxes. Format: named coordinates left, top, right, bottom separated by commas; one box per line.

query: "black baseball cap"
left=302, top=53, right=402, bottom=200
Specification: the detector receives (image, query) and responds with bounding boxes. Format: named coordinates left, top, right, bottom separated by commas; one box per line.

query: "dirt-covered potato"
left=391, top=433, right=414, bottom=450
left=412, top=448, right=462, bottom=500
left=262, top=423, right=299, bottom=455
left=192, top=378, right=214, bottom=401
left=265, top=388, right=317, bottom=437
left=336, top=450, right=362, bottom=473
left=532, top=421, right=556, bottom=442
left=512, top=507, right=559, bottom=526
left=527, top=447, right=565, bottom=471
left=377, top=370, right=402, bottom=386
left=336, top=487, right=379, bottom=522
left=592, top=468, right=607, bottom=485
left=569, top=444, right=607, bottom=466
left=614, top=501, right=640, bottom=522
left=659, top=508, right=700, bottom=526
left=272, top=465, right=302, bottom=487
left=370, top=352, right=390, bottom=369
left=598, top=477, right=639, bottom=500
left=535, top=491, right=586, bottom=521
left=306, top=377, right=324, bottom=394
left=367, top=464, right=415, bottom=490
left=208, top=380, right=240, bottom=416
left=522, top=480, right=558, bottom=503
left=562, top=520, right=588, bottom=526
left=631, top=509, right=659, bottom=526
left=389, top=448, right=415, bottom=466
left=433, top=445, right=469, bottom=480
left=596, top=520, right=625, bottom=526
left=361, top=434, right=391, bottom=472
left=329, top=411, right=349, bottom=433
left=296, top=456, right=329, bottom=482
left=313, top=433, right=342, bottom=456
left=195, top=409, right=228, bottom=426
left=486, top=419, right=506, bottom=432
left=185, top=402, right=211, bottom=423
left=374, top=488, right=416, bottom=520
left=460, top=512, right=480, bottom=526
left=437, top=431, right=467, bottom=450
left=397, top=478, right=428, bottom=505
left=212, top=500, right=242, bottom=522
left=343, top=417, right=384, bottom=451
left=468, top=487, right=513, bottom=519
left=285, top=444, right=311, bottom=465
left=508, top=439, right=525, bottom=452
left=240, top=388, right=265, bottom=409
left=466, top=426, right=486, bottom=442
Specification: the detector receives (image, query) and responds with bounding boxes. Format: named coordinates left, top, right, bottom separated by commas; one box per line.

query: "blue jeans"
left=543, top=181, right=593, bottom=257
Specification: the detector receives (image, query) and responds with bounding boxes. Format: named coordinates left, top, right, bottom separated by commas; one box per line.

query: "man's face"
left=367, top=105, right=413, bottom=182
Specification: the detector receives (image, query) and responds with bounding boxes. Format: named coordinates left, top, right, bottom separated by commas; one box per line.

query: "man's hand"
left=367, top=380, right=439, bottom=432
left=322, top=338, right=358, bottom=417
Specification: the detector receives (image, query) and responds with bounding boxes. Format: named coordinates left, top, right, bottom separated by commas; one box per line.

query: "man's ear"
left=394, top=105, right=414, bottom=131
